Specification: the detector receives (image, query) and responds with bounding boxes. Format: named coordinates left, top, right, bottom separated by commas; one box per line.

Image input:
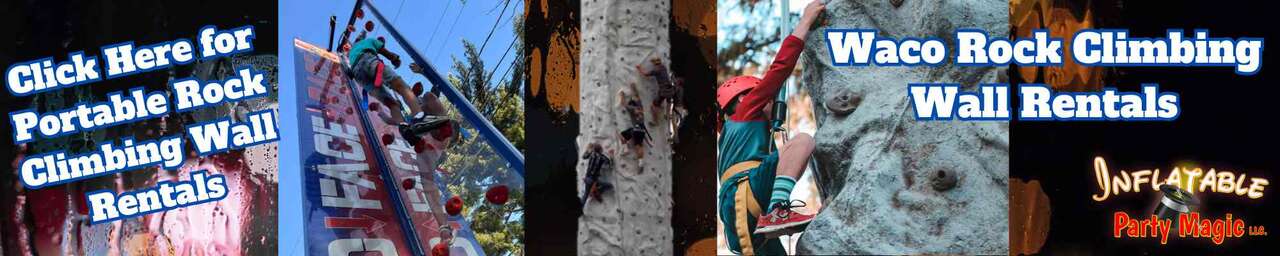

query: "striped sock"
left=769, top=176, right=797, bottom=212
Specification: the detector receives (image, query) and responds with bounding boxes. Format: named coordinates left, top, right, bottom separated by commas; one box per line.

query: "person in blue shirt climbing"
left=347, top=36, right=447, bottom=124
left=718, top=1, right=824, bottom=255
left=344, top=35, right=457, bottom=247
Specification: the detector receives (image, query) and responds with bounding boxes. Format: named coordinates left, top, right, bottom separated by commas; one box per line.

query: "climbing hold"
left=431, top=242, right=449, bottom=256
left=402, top=178, right=416, bottom=190
left=381, top=133, right=395, bottom=146
left=431, top=122, right=454, bottom=141
left=931, top=168, right=958, bottom=191
left=323, top=109, right=336, bottom=120
left=446, top=195, right=463, bottom=216
left=413, top=81, right=424, bottom=96
left=364, top=21, right=375, bottom=32
left=486, top=185, right=510, bottom=205
left=413, top=137, right=430, bottom=153
left=345, top=107, right=354, bottom=115
left=824, top=89, right=862, bottom=116
left=354, top=9, right=364, bottom=20
left=369, top=102, right=381, bottom=112
left=891, top=0, right=904, bottom=8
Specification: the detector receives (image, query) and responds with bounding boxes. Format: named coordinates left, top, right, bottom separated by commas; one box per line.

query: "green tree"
left=718, top=0, right=793, bottom=78
left=437, top=11, right=525, bottom=255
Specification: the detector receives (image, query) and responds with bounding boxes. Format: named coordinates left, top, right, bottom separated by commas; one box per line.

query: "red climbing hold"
left=446, top=195, right=463, bottom=216
left=432, top=121, right=454, bottom=141
left=381, top=133, right=395, bottom=146
left=323, top=109, right=336, bottom=120
left=402, top=178, right=416, bottom=190
left=431, top=242, right=449, bottom=256
left=413, top=81, right=424, bottom=96
left=413, top=137, right=430, bottom=153
left=354, top=9, right=364, bottom=19
left=345, top=107, right=354, bottom=115
left=369, top=102, right=381, bottom=112
left=364, top=21, right=375, bottom=32
left=486, top=185, right=509, bottom=205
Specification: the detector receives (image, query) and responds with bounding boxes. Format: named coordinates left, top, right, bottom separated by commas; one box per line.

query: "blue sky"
left=278, top=0, right=520, bottom=254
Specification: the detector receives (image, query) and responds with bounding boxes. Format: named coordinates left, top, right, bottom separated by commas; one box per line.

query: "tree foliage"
left=718, top=0, right=790, bottom=79
left=437, top=7, right=525, bottom=255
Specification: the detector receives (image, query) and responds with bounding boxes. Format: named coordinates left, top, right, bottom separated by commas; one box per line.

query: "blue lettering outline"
left=18, top=135, right=184, bottom=189
left=197, top=25, right=257, bottom=60
left=1016, top=84, right=1179, bottom=121
left=5, top=52, right=103, bottom=96
left=184, top=109, right=280, bottom=156
left=169, top=66, right=270, bottom=113
left=8, top=86, right=168, bottom=143
left=87, top=170, right=228, bottom=225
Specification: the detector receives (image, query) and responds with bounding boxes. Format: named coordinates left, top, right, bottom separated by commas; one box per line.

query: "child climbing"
left=345, top=36, right=456, bottom=246
left=580, top=142, right=614, bottom=208
left=717, top=1, right=823, bottom=255
left=347, top=37, right=449, bottom=124
left=636, top=57, right=686, bottom=144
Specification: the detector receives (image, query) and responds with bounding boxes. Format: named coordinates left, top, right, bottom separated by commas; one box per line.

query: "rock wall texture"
left=795, top=0, right=1009, bottom=254
left=577, top=0, right=673, bottom=255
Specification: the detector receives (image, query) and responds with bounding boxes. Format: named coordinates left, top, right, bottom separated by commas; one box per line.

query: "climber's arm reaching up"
left=791, top=0, right=826, bottom=39
left=730, top=0, right=826, bottom=122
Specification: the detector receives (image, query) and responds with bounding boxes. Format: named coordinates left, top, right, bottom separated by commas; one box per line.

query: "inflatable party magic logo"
left=1088, top=157, right=1269, bottom=244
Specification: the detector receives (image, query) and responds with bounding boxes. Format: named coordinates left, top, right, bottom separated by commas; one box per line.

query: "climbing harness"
left=637, top=57, right=686, bottom=144
left=619, top=123, right=652, bottom=147
left=618, top=88, right=652, bottom=156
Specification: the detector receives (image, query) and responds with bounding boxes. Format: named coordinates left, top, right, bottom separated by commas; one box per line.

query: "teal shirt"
left=717, top=119, right=770, bottom=176
left=717, top=117, right=786, bottom=255
left=348, top=38, right=384, bottom=62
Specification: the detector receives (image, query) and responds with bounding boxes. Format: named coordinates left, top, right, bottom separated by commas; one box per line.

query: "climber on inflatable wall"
left=344, top=33, right=459, bottom=246
left=717, top=1, right=824, bottom=255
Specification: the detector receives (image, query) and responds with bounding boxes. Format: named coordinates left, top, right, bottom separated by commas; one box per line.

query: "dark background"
left=1011, top=0, right=1279, bottom=254
left=0, top=0, right=277, bottom=254
left=522, top=1, right=582, bottom=255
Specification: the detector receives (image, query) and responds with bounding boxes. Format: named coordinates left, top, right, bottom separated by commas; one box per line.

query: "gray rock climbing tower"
left=577, top=0, right=674, bottom=255
left=795, top=0, right=1009, bottom=254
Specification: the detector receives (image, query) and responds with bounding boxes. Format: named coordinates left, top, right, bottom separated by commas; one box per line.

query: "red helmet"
left=717, top=76, right=760, bottom=107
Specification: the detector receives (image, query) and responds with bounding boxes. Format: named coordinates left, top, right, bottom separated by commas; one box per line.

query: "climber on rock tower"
left=717, top=0, right=823, bottom=254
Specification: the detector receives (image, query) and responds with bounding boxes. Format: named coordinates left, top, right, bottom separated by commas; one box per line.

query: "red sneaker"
left=753, top=200, right=814, bottom=236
